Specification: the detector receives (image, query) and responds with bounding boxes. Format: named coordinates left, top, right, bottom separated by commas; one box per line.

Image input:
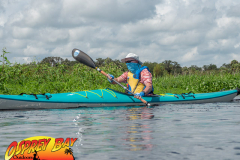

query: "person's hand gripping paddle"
left=72, top=48, right=150, bottom=106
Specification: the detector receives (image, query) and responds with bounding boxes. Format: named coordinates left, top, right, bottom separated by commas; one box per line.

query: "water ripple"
left=1, top=103, right=240, bottom=159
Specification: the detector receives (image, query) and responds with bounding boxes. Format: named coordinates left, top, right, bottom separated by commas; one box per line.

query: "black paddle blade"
left=72, top=48, right=96, bottom=69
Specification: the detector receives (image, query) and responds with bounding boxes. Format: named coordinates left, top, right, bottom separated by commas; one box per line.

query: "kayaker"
left=107, top=53, right=153, bottom=99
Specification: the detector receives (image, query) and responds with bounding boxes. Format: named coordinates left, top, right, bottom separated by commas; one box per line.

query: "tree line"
left=1, top=46, right=239, bottom=77
left=38, top=56, right=240, bottom=77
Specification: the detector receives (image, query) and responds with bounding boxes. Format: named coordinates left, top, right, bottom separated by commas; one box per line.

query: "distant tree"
left=62, top=58, right=78, bottom=66
left=41, top=57, right=64, bottom=67
left=95, top=58, right=105, bottom=67
left=185, top=65, right=201, bottom=74
left=171, top=61, right=182, bottom=75
left=220, top=63, right=231, bottom=69
left=112, top=59, right=121, bottom=66
left=95, top=57, right=114, bottom=66
left=142, top=61, right=158, bottom=73
left=162, top=60, right=173, bottom=74
left=203, top=64, right=218, bottom=71
left=229, top=60, right=240, bottom=73
left=189, top=65, right=202, bottom=71
left=62, top=58, right=70, bottom=65
left=113, top=59, right=127, bottom=71
left=153, top=63, right=168, bottom=77
left=230, top=60, right=238, bottom=67
left=161, top=60, right=182, bottom=75
left=202, top=65, right=208, bottom=71
left=208, top=64, right=218, bottom=70
left=182, top=66, right=189, bottom=75
left=104, top=57, right=113, bottom=65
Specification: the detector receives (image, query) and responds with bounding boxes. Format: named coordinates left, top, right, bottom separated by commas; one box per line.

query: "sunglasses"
left=125, top=60, right=138, bottom=63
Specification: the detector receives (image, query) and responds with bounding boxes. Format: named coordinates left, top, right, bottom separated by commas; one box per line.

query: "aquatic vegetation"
left=0, top=62, right=126, bottom=94
left=153, top=72, right=240, bottom=94
left=0, top=61, right=240, bottom=95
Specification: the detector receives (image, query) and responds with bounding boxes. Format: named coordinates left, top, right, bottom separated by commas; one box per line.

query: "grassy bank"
left=0, top=63, right=240, bottom=95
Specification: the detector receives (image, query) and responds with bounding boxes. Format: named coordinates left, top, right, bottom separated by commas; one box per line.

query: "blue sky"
left=0, top=0, right=240, bottom=67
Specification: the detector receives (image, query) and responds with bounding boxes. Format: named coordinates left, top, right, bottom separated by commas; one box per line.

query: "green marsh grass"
left=0, top=63, right=240, bottom=95
left=153, top=72, right=240, bottom=94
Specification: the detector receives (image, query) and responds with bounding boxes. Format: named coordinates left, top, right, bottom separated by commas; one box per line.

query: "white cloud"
left=0, top=0, right=240, bottom=68
left=0, top=28, right=3, bottom=38
left=68, top=26, right=98, bottom=41
left=38, top=28, right=69, bottom=43
left=51, top=44, right=74, bottom=57
left=23, top=45, right=49, bottom=56
left=181, top=47, right=199, bottom=63
left=10, top=57, right=34, bottom=64
left=7, top=39, right=26, bottom=48
left=22, top=57, right=33, bottom=63
left=61, top=0, right=158, bottom=23
left=12, top=27, right=34, bottom=39
left=0, top=14, right=6, bottom=27
left=231, top=53, right=240, bottom=61
left=234, top=43, right=240, bottom=48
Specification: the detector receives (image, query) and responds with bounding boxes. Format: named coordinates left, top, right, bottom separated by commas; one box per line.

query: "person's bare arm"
left=142, top=82, right=152, bottom=95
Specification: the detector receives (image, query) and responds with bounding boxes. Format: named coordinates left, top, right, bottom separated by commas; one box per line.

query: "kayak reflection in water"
left=106, top=53, right=154, bottom=100
left=123, top=107, right=154, bottom=151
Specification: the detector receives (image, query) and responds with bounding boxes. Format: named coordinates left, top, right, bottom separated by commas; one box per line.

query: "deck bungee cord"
left=72, top=89, right=117, bottom=99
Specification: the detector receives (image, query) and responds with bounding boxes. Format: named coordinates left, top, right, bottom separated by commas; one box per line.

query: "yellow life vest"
left=127, top=72, right=145, bottom=94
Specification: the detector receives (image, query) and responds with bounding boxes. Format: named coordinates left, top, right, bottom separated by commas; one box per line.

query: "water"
left=1, top=103, right=240, bottom=160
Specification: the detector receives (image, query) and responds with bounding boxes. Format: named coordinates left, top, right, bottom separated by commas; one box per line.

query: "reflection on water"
left=124, top=107, right=154, bottom=151
left=73, top=106, right=155, bottom=155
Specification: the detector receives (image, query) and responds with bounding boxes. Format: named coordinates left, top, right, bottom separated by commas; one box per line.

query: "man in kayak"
left=107, top=53, right=153, bottom=99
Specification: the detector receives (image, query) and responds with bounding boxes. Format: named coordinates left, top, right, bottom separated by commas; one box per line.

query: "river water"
left=1, top=102, right=240, bottom=160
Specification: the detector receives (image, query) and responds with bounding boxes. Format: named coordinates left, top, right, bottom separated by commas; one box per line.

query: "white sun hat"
left=121, top=53, right=143, bottom=65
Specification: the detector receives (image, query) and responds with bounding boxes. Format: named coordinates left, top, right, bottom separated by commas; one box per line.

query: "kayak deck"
left=0, top=88, right=239, bottom=110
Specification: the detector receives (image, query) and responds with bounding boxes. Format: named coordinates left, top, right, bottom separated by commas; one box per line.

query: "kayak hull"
left=0, top=88, right=239, bottom=110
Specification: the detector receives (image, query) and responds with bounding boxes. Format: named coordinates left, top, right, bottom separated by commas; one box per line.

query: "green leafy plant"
left=0, top=47, right=11, bottom=67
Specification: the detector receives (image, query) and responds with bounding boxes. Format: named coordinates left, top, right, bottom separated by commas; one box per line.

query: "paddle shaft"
left=72, top=48, right=150, bottom=106
left=96, top=67, right=149, bottom=106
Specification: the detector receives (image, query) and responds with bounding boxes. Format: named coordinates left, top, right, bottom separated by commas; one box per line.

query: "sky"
left=0, top=0, right=240, bottom=67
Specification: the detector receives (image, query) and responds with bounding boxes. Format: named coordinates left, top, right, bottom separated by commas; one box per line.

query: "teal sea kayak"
left=0, top=88, right=239, bottom=110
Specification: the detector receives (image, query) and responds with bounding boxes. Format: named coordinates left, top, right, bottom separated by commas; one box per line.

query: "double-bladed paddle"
left=72, top=48, right=150, bottom=106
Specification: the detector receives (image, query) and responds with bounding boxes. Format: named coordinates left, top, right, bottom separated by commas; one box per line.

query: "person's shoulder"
left=141, top=68, right=151, bottom=73
left=142, top=68, right=149, bottom=71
